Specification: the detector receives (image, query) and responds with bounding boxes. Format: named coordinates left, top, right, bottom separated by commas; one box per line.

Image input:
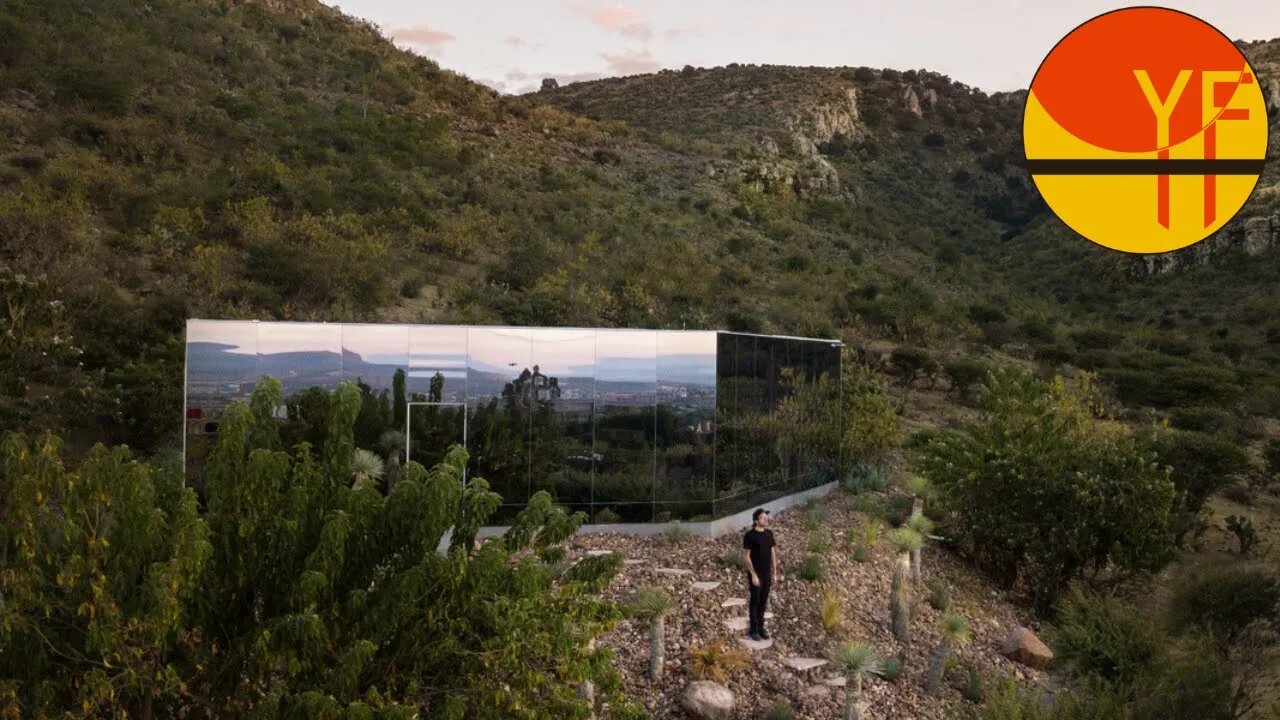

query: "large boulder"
left=1001, top=627, right=1054, bottom=670
left=680, top=681, right=735, bottom=720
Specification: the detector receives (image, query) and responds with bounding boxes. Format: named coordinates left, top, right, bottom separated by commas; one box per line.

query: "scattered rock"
left=903, top=86, right=923, bottom=117
left=783, top=657, right=829, bottom=673
left=1002, top=627, right=1054, bottom=670
left=680, top=680, right=735, bottom=720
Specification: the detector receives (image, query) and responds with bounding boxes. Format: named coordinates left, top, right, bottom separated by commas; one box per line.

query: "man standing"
left=742, top=508, right=781, bottom=641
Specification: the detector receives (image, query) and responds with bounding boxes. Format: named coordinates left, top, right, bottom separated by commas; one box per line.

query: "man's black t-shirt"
left=742, top=528, right=776, bottom=580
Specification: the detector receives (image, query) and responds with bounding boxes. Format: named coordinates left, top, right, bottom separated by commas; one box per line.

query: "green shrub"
left=664, top=521, right=691, bottom=544
left=843, top=462, right=889, bottom=493
left=977, top=678, right=1053, bottom=720
left=1224, top=514, right=1256, bottom=555
left=804, top=498, right=826, bottom=529
left=1049, top=591, right=1161, bottom=685
left=1151, top=429, right=1251, bottom=544
left=962, top=667, right=985, bottom=703
left=874, top=653, right=905, bottom=682
left=799, top=554, right=824, bottom=581
left=927, top=578, right=950, bottom=611
left=852, top=494, right=885, bottom=518
left=884, top=495, right=913, bottom=528
left=1167, top=562, right=1280, bottom=649
left=914, top=369, right=1177, bottom=613
left=764, top=700, right=795, bottom=720
left=852, top=545, right=870, bottom=563
left=808, top=535, right=828, bottom=554
left=592, top=507, right=621, bottom=524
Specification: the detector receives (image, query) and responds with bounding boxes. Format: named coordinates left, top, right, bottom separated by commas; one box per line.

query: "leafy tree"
left=0, top=434, right=210, bottom=718
left=890, top=346, right=939, bottom=388
left=943, top=358, right=987, bottom=402
left=913, top=369, right=1176, bottom=614
left=1167, top=562, right=1280, bottom=652
left=1, top=379, right=635, bottom=720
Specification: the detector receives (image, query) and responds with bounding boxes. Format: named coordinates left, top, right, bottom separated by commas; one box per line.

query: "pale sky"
left=326, top=1, right=1280, bottom=94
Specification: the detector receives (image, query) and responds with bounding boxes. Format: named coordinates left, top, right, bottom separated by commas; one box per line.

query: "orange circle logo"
left=1024, top=7, right=1269, bottom=254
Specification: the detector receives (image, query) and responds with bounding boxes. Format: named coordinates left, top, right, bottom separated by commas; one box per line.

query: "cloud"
left=601, top=49, right=661, bottom=76
left=587, top=3, right=653, bottom=41
left=591, top=4, right=640, bottom=29
left=389, top=24, right=456, bottom=55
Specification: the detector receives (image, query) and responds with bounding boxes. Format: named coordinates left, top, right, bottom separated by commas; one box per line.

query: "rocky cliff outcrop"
left=1130, top=213, right=1280, bottom=277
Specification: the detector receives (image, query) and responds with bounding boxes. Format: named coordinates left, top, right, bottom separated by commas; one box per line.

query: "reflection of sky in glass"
left=467, top=327, right=532, bottom=375
left=257, top=322, right=341, bottom=356
left=409, top=326, right=467, bottom=379
left=595, top=329, right=657, bottom=383
left=532, top=329, right=596, bottom=377
left=659, top=331, right=717, bottom=386
left=342, top=324, right=409, bottom=366
left=187, top=320, right=258, bottom=355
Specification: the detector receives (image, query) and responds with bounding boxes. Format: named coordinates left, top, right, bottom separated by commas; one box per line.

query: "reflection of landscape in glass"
left=185, top=321, right=839, bottom=521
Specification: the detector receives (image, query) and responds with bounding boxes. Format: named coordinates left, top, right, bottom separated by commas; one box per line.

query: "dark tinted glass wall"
left=185, top=322, right=836, bottom=522
left=714, top=333, right=842, bottom=517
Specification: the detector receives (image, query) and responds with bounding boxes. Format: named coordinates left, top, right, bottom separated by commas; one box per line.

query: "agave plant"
left=631, top=587, right=676, bottom=681
left=886, top=528, right=923, bottom=643
left=833, top=641, right=882, bottom=720
left=926, top=613, right=972, bottom=695
left=349, top=448, right=384, bottom=491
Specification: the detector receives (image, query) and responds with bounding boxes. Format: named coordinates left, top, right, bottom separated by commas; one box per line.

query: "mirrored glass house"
left=184, top=320, right=843, bottom=524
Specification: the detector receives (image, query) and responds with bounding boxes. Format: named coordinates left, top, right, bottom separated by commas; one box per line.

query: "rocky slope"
left=564, top=488, right=1045, bottom=719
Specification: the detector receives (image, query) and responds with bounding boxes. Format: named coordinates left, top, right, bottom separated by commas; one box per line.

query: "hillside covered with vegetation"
left=2, top=0, right=1280, bottom=718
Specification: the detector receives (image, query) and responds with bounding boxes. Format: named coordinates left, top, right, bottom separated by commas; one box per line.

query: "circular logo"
left=1024, top=7, right=1269, bottom=254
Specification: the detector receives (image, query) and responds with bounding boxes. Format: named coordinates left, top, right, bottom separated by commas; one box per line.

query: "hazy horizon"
left=326, top=1, right=1280, bottom=95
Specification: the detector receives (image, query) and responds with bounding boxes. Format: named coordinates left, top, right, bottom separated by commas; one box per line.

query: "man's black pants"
left=748, top=575, right=772, bottom=633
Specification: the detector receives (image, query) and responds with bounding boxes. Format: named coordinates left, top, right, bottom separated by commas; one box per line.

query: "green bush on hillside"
left=0, top=378, right=632, bottom=719
left=914, top=369, right=1176, bottom=613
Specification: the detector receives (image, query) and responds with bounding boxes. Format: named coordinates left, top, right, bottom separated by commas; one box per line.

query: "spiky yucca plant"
left=887, top=528, right=923, bottom=642
left=906, top=514, right=935, bottom=585
left=631, top=587, right=676, bottom=682
left=350, top=448, right=384, bottom=490
left=926, top=613, right=972, bottom=695
left=833, top=642, right=882, bottom=720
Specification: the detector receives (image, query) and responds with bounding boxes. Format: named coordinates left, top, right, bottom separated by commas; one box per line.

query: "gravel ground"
left=566, top=490, right=1048, bottom=719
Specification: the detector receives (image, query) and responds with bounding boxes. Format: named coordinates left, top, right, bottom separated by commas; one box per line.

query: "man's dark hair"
left=752, top=508, right=768, bottom=523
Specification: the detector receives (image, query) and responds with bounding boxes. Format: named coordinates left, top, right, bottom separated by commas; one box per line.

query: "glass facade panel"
left=185, top=321, right=840, bottom=524
left=592, top=329, right=656, bottom=522
left=530, top=329, right=596, bottom=509
left=656, top=331, right=716, bottom=521
left=465, top=327, right=533, bottom=513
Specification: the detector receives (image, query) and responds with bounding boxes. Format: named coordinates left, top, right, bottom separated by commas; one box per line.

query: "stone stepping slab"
left=783, top=657, right=829, bottom=673
left=721, top=598, right=747, bottom=608
left=823, top=676, right=847, bottom=687
left=622, top=559, right=645, bottom=566
left=691, top=581, right=721, bottom=592
left=723, top=613, right=775, bottom=631
left=655, top=567, right=694, bottom=577
left=586, top=550, right=616, bottom=557
left=738, top=636, right=774, bottom=651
